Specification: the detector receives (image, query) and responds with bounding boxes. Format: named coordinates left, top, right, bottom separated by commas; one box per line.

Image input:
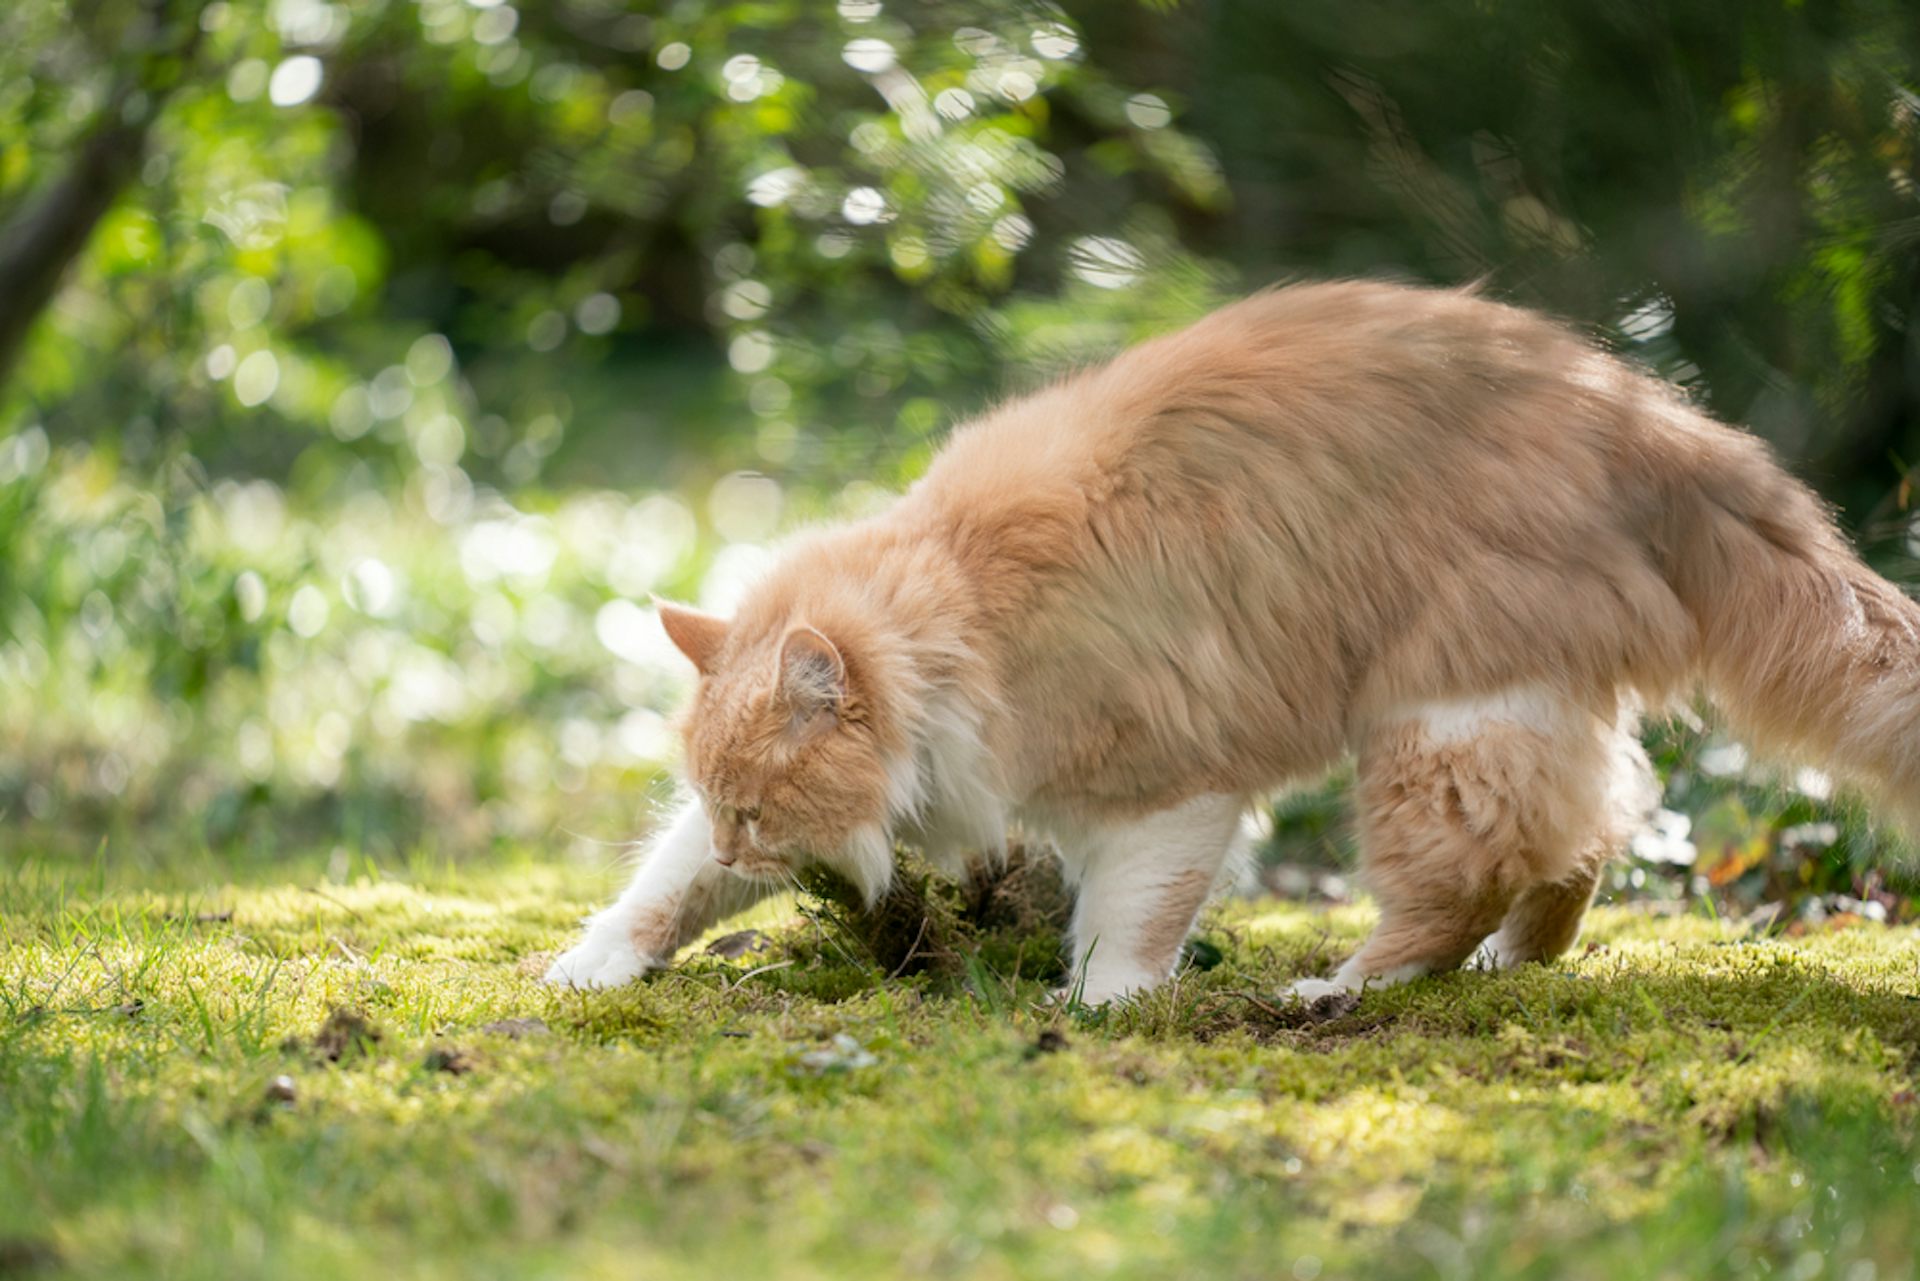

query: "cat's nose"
left=712, top=846, right=737, bottom=867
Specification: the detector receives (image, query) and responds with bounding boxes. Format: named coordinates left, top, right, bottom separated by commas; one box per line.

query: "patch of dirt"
left=307, top=1008, right=380, bottom=1063
left=1030, top=1027, right=1070, bottom=1056
left=0, top=1236, right=59, bottom=1275
left=798, top=843, right=1071, bottom=981
left=799, top=858, right=963, bottom=978
left=961, top=846, right=1071, bottom=934
left=423, top=1044, right=475, bottom=1075
left=1190, top=989, right=1392, bottom=1046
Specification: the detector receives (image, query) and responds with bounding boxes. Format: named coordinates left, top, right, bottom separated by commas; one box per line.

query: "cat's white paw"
left=1473, top=936, right=1512, bottom=970
left=1284, top=976, right=1353, bottom=1002
left=1053, top=964, right=1162, bottom=1008
left=1285, top=958, right=1429, bottom=1002
left=543, top=928, right=662, bottom=990
left=1474, top=932, right=1541, bottom=970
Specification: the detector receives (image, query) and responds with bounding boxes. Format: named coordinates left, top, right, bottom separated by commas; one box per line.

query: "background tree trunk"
left=0, top=0, right=205, bottom=393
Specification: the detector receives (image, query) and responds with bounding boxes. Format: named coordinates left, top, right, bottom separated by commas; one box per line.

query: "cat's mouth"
left=717, top=852, right=802, bottom=884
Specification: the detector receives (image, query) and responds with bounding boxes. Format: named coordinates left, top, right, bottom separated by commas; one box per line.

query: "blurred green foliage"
left=1171, top=0, right=1920, bottom=520
left=1, top=0, right=1918, bottom=918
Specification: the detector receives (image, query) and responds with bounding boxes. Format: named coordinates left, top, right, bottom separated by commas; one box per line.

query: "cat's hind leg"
left=1058, top=794, right=1245, bottom=1005
left=1477, top=858, right=1604, bottom=969
left=545, top=800, right=777, bottom=989
left=1481, top=723, right=1650, bottom=968
left=1289, top=689, right=1621, bottom=1000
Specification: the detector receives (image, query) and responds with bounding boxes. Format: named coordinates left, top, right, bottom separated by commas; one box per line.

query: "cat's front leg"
left=1059, top=794, right=1243, bottom=1004
left=545, top=799, right=770, bottom=989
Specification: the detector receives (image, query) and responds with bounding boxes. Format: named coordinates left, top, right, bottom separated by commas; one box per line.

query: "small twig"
left=1300, top=927, right=1334, bottom=972
left=886, top=914, right=934, bottom=980
left=306, top=887, right=364, bottom=921
left=727, top=959, right=795, bottom=990
left=1224, top=989, right=1290, bottom=1020
left=37, top=1001, right=144, bottom=1018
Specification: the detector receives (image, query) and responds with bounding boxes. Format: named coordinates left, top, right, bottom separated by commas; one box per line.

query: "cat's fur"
left=547, top=280, right=1920, bottom=1004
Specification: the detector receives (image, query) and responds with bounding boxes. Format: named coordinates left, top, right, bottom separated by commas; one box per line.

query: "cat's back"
left=899, top=280, right=1703, bottom=797
left=1089, top=279, right=1651, bottom=473
left=913, top=279, right=1651, bottom=550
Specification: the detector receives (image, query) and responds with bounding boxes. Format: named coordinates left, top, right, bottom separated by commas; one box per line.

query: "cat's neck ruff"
left=885, top=686, right=1009, bottom=874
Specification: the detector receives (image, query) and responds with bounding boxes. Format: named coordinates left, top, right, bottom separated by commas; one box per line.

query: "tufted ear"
left=654, top=599, right=729, bottom=674
left=778, top=625, right=846, bottom=728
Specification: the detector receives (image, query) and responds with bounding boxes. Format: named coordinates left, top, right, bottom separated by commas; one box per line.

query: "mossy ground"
left=3, top=849, right=1918, bottom=1281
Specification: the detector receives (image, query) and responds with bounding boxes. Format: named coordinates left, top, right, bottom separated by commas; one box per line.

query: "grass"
left=3, top=850, right=1919, bottom=1281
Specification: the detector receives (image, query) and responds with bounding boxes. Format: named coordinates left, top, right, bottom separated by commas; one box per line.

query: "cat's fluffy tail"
left=1664, top=424, right=1920, bottom=836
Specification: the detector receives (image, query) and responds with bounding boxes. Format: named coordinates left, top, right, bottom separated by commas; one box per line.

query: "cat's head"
left=656, top=599, right=899, bottom=903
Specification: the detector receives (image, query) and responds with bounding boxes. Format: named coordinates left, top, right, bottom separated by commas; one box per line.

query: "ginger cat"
left=547, top=280, right=1920, bottom=1004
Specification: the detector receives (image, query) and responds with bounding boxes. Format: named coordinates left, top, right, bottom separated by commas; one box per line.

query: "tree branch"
left=0, top=0, right=206, bottom=393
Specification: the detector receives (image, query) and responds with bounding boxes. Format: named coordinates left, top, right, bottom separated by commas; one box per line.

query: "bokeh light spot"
left=227, top=59, right=268, bottom=102
left=842, top=38, right=896, bottom=73
left=727, top=331, right=775, bottom=373
left=1068, top=235, right=1145, bottom=289
left=233, top=350, right=281, bottom=406
left=406, top=333, right=455, bottom=385
left=708, top=471, right=784, bottom=543
left=746, top=166, right=806, bottom=208
left=267, top=56, right=324, bottom=107
left=1125, top=92, right=1171, bottom=129
left=934, top=88, right=975, bottom=120
left=234, top=571, right=268, bottom=623
left=288, top=585, right=330, bottom=637
left=842, top=186, right=891, bottom=225
left=575, top=293, right=621, bottom=335
left=1030, top=24, right=1079, bottom=59
left=527, top=310, right=567, bottom=351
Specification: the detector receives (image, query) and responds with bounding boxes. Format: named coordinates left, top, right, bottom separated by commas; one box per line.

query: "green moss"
left=1, top=852, right=1917, bottom=1280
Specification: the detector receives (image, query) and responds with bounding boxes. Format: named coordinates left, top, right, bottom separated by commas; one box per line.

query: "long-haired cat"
left=547, top=280, right=1920, bottom=1004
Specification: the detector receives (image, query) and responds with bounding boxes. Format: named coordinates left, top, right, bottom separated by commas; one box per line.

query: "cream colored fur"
left=548, top=280, right=1920, bottom=1005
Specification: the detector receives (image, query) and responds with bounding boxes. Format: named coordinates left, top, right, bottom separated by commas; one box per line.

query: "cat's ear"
left=778, top=625, right=847, bottom=728
left=654, top=598, right=729, bottom=674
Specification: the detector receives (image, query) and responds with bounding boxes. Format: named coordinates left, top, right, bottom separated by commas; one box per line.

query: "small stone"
left=705, top=929, right=770, bottom=959
left=423, top=1045, right=474, bottom=1075
left=1032, top=1028, right=1069, bottom=1055
left=312, top=1008, right=380, bottom=1062
left=793, top=1033, right=877, bottom=1075
left=0, top=1237, right=59, bottom=1273
left=1303, top=991, right=1360, bottom=1022
left=479, top=1017, right=549, bottom=1039
left=266, top=1074, right=297, bottom=1103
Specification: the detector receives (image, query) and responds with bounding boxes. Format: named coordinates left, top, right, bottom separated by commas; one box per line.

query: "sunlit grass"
left=3, top=852, right=1917, bottom=1280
